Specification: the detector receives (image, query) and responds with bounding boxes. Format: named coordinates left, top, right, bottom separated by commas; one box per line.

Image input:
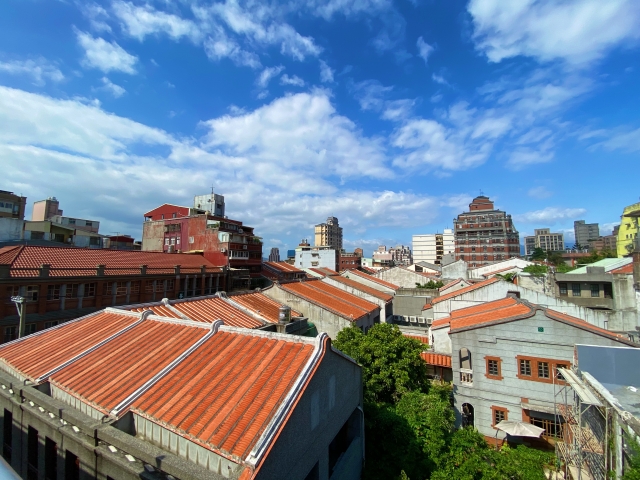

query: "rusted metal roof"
left=229, top=292, right=301, bottom=323
left=421, top=352, right=451, bottom=367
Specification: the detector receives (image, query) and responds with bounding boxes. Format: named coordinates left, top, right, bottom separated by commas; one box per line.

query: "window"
left=166, top=279, right=174, bottom=291
left=45, top=437, right=57, bottom=480
left=130, top=283, right=140, bottom=294
left=538, top=362, right=550, bottom=379
left=492, top=406, right=508, bottom=427
left=84, top=283, right=96, bottom=297
left=68, top=218, right=76, bottom=225
left=170, top=237, right=176, bottom=245
left=519, top=359, right=532, bottom=376
left=4, top=327, right=17, bottom=343
left=25, top=285, right=39, bottom=302
left=65, top=284, right=78, bottom=298
left=116, top=282, right=127, bottom=295
left=604, top=283, right=613, bottom=299
left=591, top=284, right=600, bottom=298
left=485, top=357, right=502, bottom=380
left=3, top=409, right=12, bottom=463
left=155, top=282, right=164, bottom=293
left=25, top=324, right=37, bottom=335
left=572, top=283, right=581, bottom=297
left=176, top=236, right=180, bottom=245
left=44, top=321, right=58, bottom=329
left=47, top=285, right=60, bottom=300
left=28, top=426, right=38, bottom=480
left=529, top=412, right=562, bottom=438
left=65, top=451, right=79, bottom=480
left=165, top=238, right=170, bottom=245
left=172, top=213, right=177, bottom=218
left=559, top=283, right=568, bottom=296
left=460, top=348, right=473, bottom=384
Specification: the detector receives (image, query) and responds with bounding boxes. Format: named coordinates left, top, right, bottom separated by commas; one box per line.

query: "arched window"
left=462, top=403, right=474, bottom=427
left=460, top=348, right=472, bottom=370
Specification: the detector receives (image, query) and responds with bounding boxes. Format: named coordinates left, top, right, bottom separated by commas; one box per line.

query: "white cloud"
left=202, top=91, right=391, bottom=181
left=80, top=3, right=112, bottom=32
left=507, top=148, right=554, bottom=169
left=527, top=186, right=553, bottom=199
left=203, top=26, right=261, bottom=68
left=432, top=73, right=450, bottom=86
left=99, top=77, right=126, bottom=98
left=0, top=58, right=64, bottom=86
left=381, top=99, right=415, bottom=121
left=593, top=127, right=640, bottom=153
left=76, top=31, right=138, bottom=74
left=257, top=65, right=285, bottom=88
left=352, top=79, right=393, bottom=111
left=280, top=74, right=305, bottom=87
left=468, top=0, right=640, bottom=65
left=514, top=207, right=587, bottom=225
left=416, top=36, right=434, bottom=64
left=112, top=1, right=201, bottom=42
left=319, top=60, right=334, bottom=83
left=304, top=0, right=392, bottom=20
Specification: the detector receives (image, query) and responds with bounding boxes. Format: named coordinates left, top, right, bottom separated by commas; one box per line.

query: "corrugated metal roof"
left=343, top=269, right=399, bottom=290
left=568, top=257, right=632, bottom=275
left=421, top=352, right=452, bottom=367
left=327, top=276, right=393, bottom=302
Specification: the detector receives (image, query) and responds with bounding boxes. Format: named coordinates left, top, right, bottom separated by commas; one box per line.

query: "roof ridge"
left=278, top=283, right=367, bottom=321
left=302, top=280, right=375, bottom=312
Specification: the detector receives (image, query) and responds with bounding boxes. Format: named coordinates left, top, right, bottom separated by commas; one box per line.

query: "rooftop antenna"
left=479, top=189, right=484, bottom=196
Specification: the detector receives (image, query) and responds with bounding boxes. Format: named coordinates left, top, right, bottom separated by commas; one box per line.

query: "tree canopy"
left=415, top=280, right=445, bottom=289
left=530, top=247, right=546, bottom=261
left=334, top=323, right=428, bottom=403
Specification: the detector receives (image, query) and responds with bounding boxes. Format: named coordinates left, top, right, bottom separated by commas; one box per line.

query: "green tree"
left=522, top=264, right=548, bottom=276
left=530, top=247, right=546, bottom=261
left=334, top=323, right=428, bottom=403
left=362, top=403, right=427, bottom=480
left=546, top=251, right=565, bottom=266
left=415, top=280, right=445, bottom=289
left=495, top=272, right=517, bottom=283
left=395, top=385, right=455, bottom=471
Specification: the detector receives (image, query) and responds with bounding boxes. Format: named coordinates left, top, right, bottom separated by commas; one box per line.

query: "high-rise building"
left=32, top=197, right=63, bottom=221
left=0, top=190, right=27, bottom=219
left=574, top=220, right=600, bottom=247
left=453, top=196, right=520, bottom=267
left=412, top=229, right=455, bottom=265
left=314, top=216, right=343, bottom=251
left=268, top=247, right=280, bottom=262
left=389, top=245, right=412, bottom=266
left=524, top=228, right=565, bottom=255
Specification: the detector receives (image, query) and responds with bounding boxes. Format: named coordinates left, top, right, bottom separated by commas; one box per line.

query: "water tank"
left=278, top=305, right=291, bottom=324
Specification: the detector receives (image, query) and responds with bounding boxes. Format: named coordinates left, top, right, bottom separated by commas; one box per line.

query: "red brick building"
left=338, top=251, right=362, bottom=271
left=142, top=207, right=263, bottom=286
left=454, top=196, right=520, bottom=267
left=0, top=245, right=224, bottom=342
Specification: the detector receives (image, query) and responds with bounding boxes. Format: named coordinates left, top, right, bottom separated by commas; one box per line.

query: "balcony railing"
left=460, top=369, right=473, bottom=385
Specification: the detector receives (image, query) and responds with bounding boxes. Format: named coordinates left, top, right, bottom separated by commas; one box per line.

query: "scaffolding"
left=554, top=368, right=609, bottom=480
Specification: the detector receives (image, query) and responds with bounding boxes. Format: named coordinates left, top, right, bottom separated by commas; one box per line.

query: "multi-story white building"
left=194, top=191, right=225, bottom=217
left=390, top=245, right=412, bottom=266
left=524, top=228, right=565, bottom=255
left=295, top=244, right=337, bottom=270
left=412, top=229, right=455, bottom=265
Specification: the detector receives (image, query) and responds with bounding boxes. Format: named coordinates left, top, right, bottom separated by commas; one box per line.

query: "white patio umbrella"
left=495, top=420, right=545, bottom=438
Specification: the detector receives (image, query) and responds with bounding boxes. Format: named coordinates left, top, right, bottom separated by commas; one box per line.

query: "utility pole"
left=11, top=296, right=26, bottom=338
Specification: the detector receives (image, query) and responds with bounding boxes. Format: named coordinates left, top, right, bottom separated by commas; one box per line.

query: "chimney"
left=40, top=264, right=51, bottom=278
left=97, top=264, right=106, bottom=276
left=140, top=265, right=147, bottom=275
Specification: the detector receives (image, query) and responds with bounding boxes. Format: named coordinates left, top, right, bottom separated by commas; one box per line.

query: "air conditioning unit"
left=220, top=248, right=227, bottom=253
left=410, top=316, right=417, bottom=323
left=417, top=317, right=426, bottom=324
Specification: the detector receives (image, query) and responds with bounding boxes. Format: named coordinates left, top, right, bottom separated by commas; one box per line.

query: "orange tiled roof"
left=308, top=267, right=339, bottom=277
left=303, top=279, right=380, bottom=312
left=432, top=297, right=636, bottom=346
left=50, top=319, right=208, bottom=414
left=125, top=297, right=265, bottom=329
left=421, top=352, right=452, bottom=367
left=279, top=281, right=377, bottom=321
left=439, top=278, right=466, bottom=291
left=0, top=310, right=139, bottom=382
left=611, top=263, right=633, bottom=274
left=230, top=291, right=302, bottom=323
left=264, top=261, right=304, bottom=273
left=404, top=334, right=429, bottom=345
left=327, top=276, right=393, bottom=302
left=431, top=277, right=500, bottom=305
left=346, top=269, right=400, bottom=290
left=132, top=330, right=316, bottom=462
left=0, top=245, right=221, bottom=277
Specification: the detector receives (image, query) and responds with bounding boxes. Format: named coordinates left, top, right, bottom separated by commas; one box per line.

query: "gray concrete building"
left=430, top=297, right=637, bottom=447
left=524, top=228, right=565, bottom=256
left=574, top=220, right=600, bottom=247
left=0, top=309, right=363, bottom=480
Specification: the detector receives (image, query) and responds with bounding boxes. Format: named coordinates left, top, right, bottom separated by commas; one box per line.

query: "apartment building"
left=0, top=191, right=26, bottom=220
left=314, top=216, right=343, bottom=251
left=453, top=196, right=520, bottom=267
left=294, top=245, right=337, bottom=271
left=412, top=229, right=455, bottom=265
left=524, top=228, right=565, bottom=256
left=574, top=220, right=600, bottom=247
left=268, top=247, right=280, bottom=262
left=390, top=245, right=412, bottom=266
left=617, top=202, right=640, bottom=257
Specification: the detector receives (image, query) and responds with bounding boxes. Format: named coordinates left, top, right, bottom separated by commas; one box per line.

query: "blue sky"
left=2, top=0, right=640, bottom=257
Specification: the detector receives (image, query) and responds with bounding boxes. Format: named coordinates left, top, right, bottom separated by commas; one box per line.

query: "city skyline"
left=1, top=0, right=638, bottom=255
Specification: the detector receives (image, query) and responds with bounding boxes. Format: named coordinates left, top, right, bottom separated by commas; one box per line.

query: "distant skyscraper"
left=454, top=196, right=520, bottom=267
left=314, top=217, right=343, bottom=251
left=268, top=247, right=281, bottom=262
left=574, top=220, right=600, bottom=247
left=413, top=229, right=455, bottom=265
left=524, top=228, right=565, bottom=255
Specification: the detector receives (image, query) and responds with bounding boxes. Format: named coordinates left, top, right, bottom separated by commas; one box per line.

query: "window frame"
left=571, top=283, right=581, bottom=297
left=590, top=284, right=600, bottom=298
left=491, top=406, right=509, bottom=428
left=485, top=356, right=503, bottom=381
left=558, top=282, right=568, bottom=296
left=516, top=355, right=569, bottom=384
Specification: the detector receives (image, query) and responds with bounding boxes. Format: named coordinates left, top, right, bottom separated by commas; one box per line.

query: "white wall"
left=468, top=258, right=533, bottom=279
left=0, top=218, right=24, bottom=241
left=375, top=267, right=437, bottom=289
left=296, top=249, right=336, bottom=270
